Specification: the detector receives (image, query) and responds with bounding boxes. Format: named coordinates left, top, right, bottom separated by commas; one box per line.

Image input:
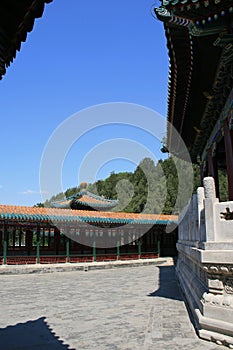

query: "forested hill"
left=38, top=157, right=227, bottom=214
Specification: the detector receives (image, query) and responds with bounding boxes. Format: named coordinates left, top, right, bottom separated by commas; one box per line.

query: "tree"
left=33, top=203, right=44, bottom=208
left=40, top=157, right=226, bottom=215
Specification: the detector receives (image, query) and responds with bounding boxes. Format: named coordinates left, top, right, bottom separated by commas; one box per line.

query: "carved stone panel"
left=225, top=279, right=233, bottom=295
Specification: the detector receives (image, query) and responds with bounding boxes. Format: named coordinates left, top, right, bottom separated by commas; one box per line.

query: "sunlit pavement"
left=0, top=261, right=222, bottom=350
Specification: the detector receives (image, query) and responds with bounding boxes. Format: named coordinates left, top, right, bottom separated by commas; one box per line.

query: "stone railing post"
left=197, top=187, right=205, bottom=242
left=203, top=177, right=219, bottom=242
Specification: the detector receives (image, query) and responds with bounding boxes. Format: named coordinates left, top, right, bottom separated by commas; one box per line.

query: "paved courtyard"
left=0, top=262, right=223, bottom=350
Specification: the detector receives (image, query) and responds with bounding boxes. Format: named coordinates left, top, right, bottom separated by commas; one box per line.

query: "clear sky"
left=0, top=0, right=168, bottom=206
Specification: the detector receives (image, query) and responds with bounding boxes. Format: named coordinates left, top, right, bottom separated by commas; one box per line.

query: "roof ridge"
left=0, top=203, right=178, bottom=224
left=85, top=191, right=119, bottom=203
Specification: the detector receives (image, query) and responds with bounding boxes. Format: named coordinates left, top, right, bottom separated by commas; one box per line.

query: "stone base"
left=176, top=246, right=233, bottom=348
left=177, top=179, right=233, bottom=348
left=198, top=316, right=233, bottom=348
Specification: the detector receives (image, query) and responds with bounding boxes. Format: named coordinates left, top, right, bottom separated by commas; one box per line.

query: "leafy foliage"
left=41, top=157, right=205, bottom=214
left=33, top=203, right=44, bottom=208
left=218, top=169, right=228, bottom=202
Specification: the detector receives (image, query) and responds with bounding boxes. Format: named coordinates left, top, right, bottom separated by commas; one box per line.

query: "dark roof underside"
left=167, top=30, right=223, bottom=160
left=156, top=1, right=233, bottom=162
left=0, top=0, right=53, bottom=79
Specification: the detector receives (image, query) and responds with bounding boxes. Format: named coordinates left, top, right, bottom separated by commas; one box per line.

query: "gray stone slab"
left=0, top=258, right=172, bottom=275
left=0, top=263, right=223, bottom=349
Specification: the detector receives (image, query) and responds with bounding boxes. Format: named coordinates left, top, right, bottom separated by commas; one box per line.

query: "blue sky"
left=0, top=0, right=168, bottom=206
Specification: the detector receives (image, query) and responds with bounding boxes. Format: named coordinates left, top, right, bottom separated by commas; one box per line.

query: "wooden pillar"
left=224, top=119, right=233, bottom=200
left=48, top=228, right=51, bottom=248
left=138, top=239, right=141, bottom=259
left=92, top=240, right=96, bottom=262
left=3, top=221, right=7, bottom=265
left=36, top=225, right=40, bottom=264
left=66, top=237, right=70, bottom=262
left=0, top=229, right=2, bottom=255
left=26, top=230, right=32, bottom=256
left=207, top=148, right=219, bottom=198
left=42, top=227, right=45, bottom=247
left=12, top=228, right=16, bottom=248
left=117, top=242, right=120, bottom=260
left=158, top=228, right=162, bottom=257
left=54, top=228, right=60, bottom=255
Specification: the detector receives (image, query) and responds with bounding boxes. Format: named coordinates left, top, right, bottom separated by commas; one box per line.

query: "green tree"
left=38, top=156, right=209, bottom=215
left=218, top=169, right=228, bottom=201
left=33, top=203, right=44, bottom=208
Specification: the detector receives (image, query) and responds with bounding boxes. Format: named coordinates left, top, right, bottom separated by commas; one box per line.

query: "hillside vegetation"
left=38, top=157, right=228, bottom=214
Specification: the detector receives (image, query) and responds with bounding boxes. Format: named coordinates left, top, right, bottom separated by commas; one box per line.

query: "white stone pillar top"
left=197, top=187, right=205, bottom=203
left=203, top=177, right=216, bottom=199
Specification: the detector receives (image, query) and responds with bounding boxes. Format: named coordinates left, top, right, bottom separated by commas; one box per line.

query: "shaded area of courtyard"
left=0, top=317, right=72, bottom=350
left=0, top=263, right=222, bottom=349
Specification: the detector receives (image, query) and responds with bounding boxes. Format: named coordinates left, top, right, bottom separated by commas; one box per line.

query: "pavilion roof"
left=51, top=185, right=119, bottom=211
left=51, top=191, right=118, bottom=210
left=155, top=1, right=233, bottom=162
left=0, top=0, right=53, bottom=79
left=0, top=204, right=178, bottom=225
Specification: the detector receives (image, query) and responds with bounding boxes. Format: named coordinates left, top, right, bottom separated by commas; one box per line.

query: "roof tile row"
left=0, top=204, right=178, bottom=225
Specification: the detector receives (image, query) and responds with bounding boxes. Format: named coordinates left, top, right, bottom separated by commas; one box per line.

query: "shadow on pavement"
left=147, top=265, right=183, bottom=301
left=0, top=316, right=73, bottom=350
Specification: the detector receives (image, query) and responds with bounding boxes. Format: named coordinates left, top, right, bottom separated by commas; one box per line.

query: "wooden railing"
left=0, top=250, right=159, bottom=265
left=6, top=256, right=37, bottom=265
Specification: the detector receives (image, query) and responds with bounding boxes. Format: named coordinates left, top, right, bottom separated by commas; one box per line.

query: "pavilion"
left=51, top=182, right=119, bottom=211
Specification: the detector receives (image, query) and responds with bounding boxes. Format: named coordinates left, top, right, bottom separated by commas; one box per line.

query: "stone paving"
left=0, top=261, right=223, bottom=350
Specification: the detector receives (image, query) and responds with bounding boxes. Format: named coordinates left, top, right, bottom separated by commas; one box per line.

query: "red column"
left=224, top=118, right=233, bottom=200
left=207, top=148, right=219, bottom=198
